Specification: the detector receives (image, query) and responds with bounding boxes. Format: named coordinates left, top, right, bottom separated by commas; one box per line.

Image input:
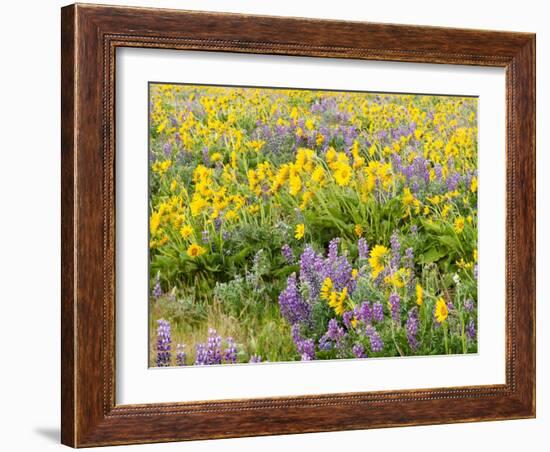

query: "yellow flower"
left=187, top=243, right=206, bottom=258
left=316, top=133, right=324, bottom=146
left=435, top=298, right=448, bottom=323
left=225, top=210, right=238, bottom=221
left=470, top=176, right=478, bottom=193
left=295, top=223, right=305, bottom=240
left=326, top=147, right=337, bottom=167
left=351, top=269, right=359, bottom=279
left=320, top=277, right=333, bottom=301
left=248, top=204, right=260, bottom=214
left=300, top=191, right=314, bottom=210
left=179, top=225, right=193, bottom=239
left=384, top=268, right=409, bottom=288
left=416, top=284, right=423, bottom=306
left=170, top=179, right=178, bottom=192
left=152, top=159, right=172, bottom=176
left=289, top=173, right=302, bottom=196
left=369, top=245, right=389, bottom=278
left=402, top=187, right=416, bottom=207
left=328, top=287, right=347, bottom=315
left=150, top=211, right=161, bottom=235
left=312, top=165, right=325, bottom=184
left=248, top=140, right=265, bottom=152
left=354, top=224, right=364, bottom=237
left=454, top=216, right=465, bottom=233
left=333, top=163, right=352, bottom=187
left=210, top=152, right=223, bottom=162
left=427, top=195, right=441, bottom=205
left=190, top=195, right=208, bottom=216
left=473, top=249, right=478, bottom=262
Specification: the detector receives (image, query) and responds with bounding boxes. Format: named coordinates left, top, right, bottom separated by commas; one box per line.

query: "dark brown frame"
left=61, top=3, right=536, bottom=447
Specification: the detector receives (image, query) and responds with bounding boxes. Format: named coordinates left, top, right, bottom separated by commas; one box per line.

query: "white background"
left=117, top=49, right=505, bottom=404
left=0, top=0, right=546, bottom=451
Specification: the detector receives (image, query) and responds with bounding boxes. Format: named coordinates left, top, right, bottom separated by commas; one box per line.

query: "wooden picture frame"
left=61, top=3, right=535, bottom=447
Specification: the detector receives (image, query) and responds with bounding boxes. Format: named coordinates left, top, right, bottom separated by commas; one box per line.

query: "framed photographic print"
left=61, top=3, right=536, bottom=447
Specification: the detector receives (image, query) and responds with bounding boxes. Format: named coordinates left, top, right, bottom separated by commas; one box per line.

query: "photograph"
left=148, top=83, right=479, bottom=367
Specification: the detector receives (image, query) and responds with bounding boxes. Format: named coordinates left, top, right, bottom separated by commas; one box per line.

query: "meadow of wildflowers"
left=148, top=83, right=478, bottom=367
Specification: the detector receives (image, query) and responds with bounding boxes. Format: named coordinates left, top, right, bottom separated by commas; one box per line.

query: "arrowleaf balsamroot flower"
left=294, top=223, right=305, bottom=240
left=187, top=243, right=206, bottom=258
left=369, top=245, right=389, bottom=278
left=320, top=277, right=333, bottom=301
left=435, top=298, right=449, bottom=323
left=179, top=224, right=193, bottom=239
left=454, top=216, right=465, bottom=233
left=415, top=284, right=423, bottom=306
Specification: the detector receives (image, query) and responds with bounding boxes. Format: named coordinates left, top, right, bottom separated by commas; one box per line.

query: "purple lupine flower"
left=291, top=324, right=316, bottom=360
left=333, top=255, right=354, bottom=293
left=318, top=334, right=333, bottom=351
left=466, top=320, right=477, bottom=340
left=343, top=311, right=354, bottom=329
left=194, top=344, right=207, bottom=365
left=156, top=319, right=171, bottom=367
left=373, top=302, right=384, bottom=322
left=390, top=231, right=401, bottom=268
left=402, top=164, right=414, bottom=180
left=152, top=274, right=163, bottom=299
left=327, top=237, right=340, bottom=264
left=278, top=273, right=311, bottom=325
left=298, top=339, right=315, bottom=361
left=446, top=173, right=460, bottom=191
left=352, top=344, right=367, bottom=358
left=224, top=337, right=237, bottom=364
left=392, top=153, right=403, bottom=173
left=473, top=264, right=478, bottom=280
left=406, top=308, right=420, bottom=351
left=213, top=216, right=222, bottom=231
left=463, top=171, right=473, bottom=189
left=411, top=225, right=418, bottom=234
left=464, top=299, right=475, bottom=313
left=358, top=238, right=369, bottom=260
left=299, top=245, right=324, bottom=300
left=356, top=301, right=373, bottom=325
left=249, top=354, right=262, bottom=363
left=194, top=328, right=223, bottom=365
left=389, top=292, right=401, bottom=324
left=291, top=324, right=301, bottom=344
left=176, top=343, right=186, bottom=366
left=434, top=164, right=443, bottom=180
left=365, top=325, right=384, bottom=352
left=281, top=244, right=294, bottom=263
left=163, top=142, right=172, bottom=157
left=320, top=239, right=354, bottom=293
left=202, top=146, right=210, bottom=166
left=404, top=247, right=414, bottom=269
left=326, top=318, right=345, bottom=342
left=202, top=229, right=210, bottom=243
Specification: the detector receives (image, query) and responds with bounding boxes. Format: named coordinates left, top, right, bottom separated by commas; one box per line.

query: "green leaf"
left=420, top=247, right=446, bottom=264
